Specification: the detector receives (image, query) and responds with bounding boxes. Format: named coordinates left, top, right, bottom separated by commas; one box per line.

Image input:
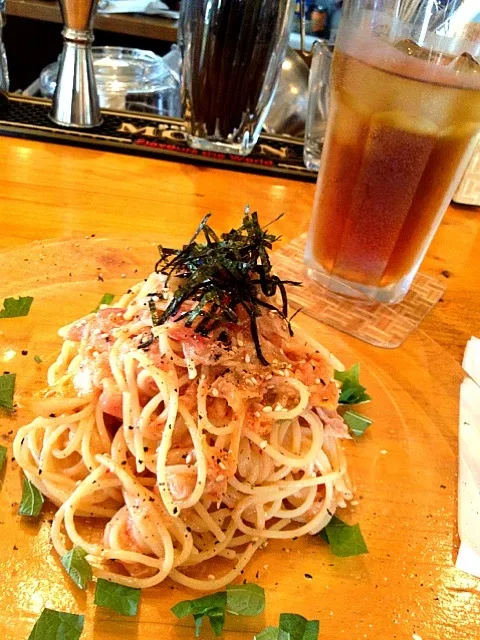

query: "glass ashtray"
left=40, top=46, right=181, bottom=116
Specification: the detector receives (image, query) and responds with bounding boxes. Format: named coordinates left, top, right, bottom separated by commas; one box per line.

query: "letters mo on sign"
left=116, top=122, right=291, bottom=161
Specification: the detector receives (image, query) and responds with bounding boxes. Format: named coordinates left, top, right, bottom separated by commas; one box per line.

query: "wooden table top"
left=1, top=136, right=479, bottom=361
left=1, top=136, right=480, bottom=640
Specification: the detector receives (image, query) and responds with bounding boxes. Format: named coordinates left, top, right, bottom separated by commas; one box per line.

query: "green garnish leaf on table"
left=61, top=547, right=92, bottom=590
left=19, top=476, right=44, bottom=517
left=318, top=516, right=368, bottom=557
left=0, top=296, right=33, bottom=319
left=172, top=591, right=227, bottom=637
left=92, top=293, right=115, bottom=313
left=171, top=583, right=264, bottom=636
left=154, top=209, right=300, bottom=365
left=279, top=614, right=320, bottom=640
left=94, top=578, right=141, bottom=616
left=34, top=355, right=43, bottom=364
left=255, top=627, right=291, bottom=640
left=27, top=608, right=84, bottom=640
left=0, top=445, right=7, bottom=472
left=0, top=372, right=16, bottom=413
left=226, top=583, right=265, bottom=616
left=343, top=410, right=373, bottom=437
left=335, top=364, right=371, bottom=405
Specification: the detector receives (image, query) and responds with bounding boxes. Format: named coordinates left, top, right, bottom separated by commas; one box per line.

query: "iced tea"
left=305, top=32, right=480, bottom=303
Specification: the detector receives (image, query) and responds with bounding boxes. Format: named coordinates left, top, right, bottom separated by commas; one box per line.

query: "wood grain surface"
left=0, top=135, right=479, bottom=640
left=0, top=137, right=478, bottom=361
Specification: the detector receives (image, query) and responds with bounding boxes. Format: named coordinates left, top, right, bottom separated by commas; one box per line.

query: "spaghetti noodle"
left=13, top=223, right=355, bottom=591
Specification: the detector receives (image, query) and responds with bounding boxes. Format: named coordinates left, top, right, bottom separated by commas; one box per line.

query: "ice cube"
left=451, top=52, right=480, bottom=73
left=394, top=39, right=430, bottom=60
left=394, top=39, right=452, bottom=65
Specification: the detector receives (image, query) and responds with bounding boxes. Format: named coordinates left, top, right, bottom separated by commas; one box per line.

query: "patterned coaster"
left=271, top=234, right=445, bottom=348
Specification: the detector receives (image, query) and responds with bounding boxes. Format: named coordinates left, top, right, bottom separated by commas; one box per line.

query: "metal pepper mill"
left=49, top=0, right=102, bottom=128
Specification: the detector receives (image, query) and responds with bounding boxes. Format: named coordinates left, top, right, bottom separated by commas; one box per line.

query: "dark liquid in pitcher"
left=182, top=0, right=290, bottom=139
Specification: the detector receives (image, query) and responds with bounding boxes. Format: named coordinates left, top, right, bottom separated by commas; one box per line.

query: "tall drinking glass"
left=179, top=0, right=294, bottom=156
left=304, top=0, right=480, bottom=304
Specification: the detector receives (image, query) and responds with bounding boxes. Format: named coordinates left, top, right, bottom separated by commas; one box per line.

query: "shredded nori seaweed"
left=153, top=208, right=300, bottom=364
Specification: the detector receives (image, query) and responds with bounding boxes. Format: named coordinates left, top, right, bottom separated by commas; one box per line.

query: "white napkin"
left=456, top=337, right=480, bottom=578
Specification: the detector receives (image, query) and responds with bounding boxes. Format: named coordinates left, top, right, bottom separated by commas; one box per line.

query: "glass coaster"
left=271, top=233, right=446, bottom=348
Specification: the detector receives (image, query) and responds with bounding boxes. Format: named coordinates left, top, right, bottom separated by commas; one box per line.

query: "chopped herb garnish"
left=318, top=516, right=368, bottom=557
left=92, top=293, right=115, bottom=313
left=0, top=444, right=7, bottom=472
left=343, top=410, right=373, bottom=437
left=335, top=364, right=371, bottom=405
left=0, top=295, right=33, bottom=318
left=226, top=583, right=265, bottom=616
left=172, top=591, right=227, bottom=637
left=94, top=578, right=141, bottom=616
left=61, top=547, right=92, bottom=590
left=19, top=476, right=44, bottom=517
left=171, top=583, right=264, bottom=636
left=0, top=372, right=15, bottom=413
left=255, top=627, right=291, bottom=640
left=34, top=355, right=43, bottom=364
left=154, top=209, right=300, bottom=365
left=27, top=608, right=84, bottom=640
left=279, top=614, right=319, bottom=640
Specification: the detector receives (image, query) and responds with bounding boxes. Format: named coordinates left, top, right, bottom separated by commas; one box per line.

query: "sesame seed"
left=259, top=441, right=268, bottom=449
left=284, top=369, right=290, bottom=377
left=216, top=474, right=225, bottom=482
left=275, top=403, right=283, bottom=412
left=212, top=388, right=219, bottom=397
left=245, top=354, right=251, bottom=364
left=315, top=378, right=321, bottom=384
left=208, top=574, right=215, bottom=580
left=262, top=406, right=273, bottom=413
left=219, top=462, right=227, bottom=470
left=265, top=374, right=273, bottom=380
left=254, top=411, right=261, bottom=418
left=238, top=339, right=244, bottom=347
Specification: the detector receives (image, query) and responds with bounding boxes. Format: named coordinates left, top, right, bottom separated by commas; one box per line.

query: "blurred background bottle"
left=0, top=0, right=8, bottom=90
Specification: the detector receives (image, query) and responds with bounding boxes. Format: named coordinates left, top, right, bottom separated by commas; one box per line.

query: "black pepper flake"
left=144, top=447, right=149, bottom=452
left=186, top=526, right=192, bottom=532
left=38, top=469, right=43, bottom=476
left=255, top=570, right=260, bottom=579
left=21, top=350, right=28, bottom=356
left=128, top=425, right=134, bottom=430
left=440, top=484, right=446, bottom=489
left=13, top=545, right=18, bottom=550
left=121, top=461, right=127, bottom=466
left=49, top=413, right=56, bottom=418
left=305, top=573, right=313, bottom=580
left=173, top=507, right=178, bottom=515
left=7, top=430, right=13, bottom=436
left=149, top=497, right=155, bottom=502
